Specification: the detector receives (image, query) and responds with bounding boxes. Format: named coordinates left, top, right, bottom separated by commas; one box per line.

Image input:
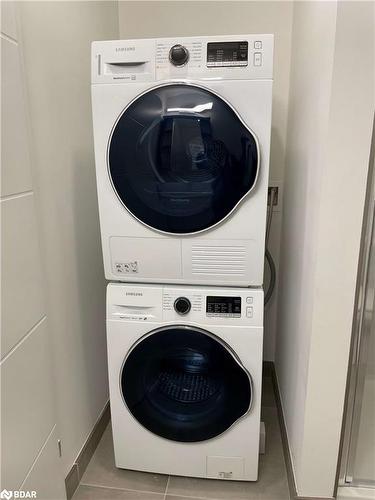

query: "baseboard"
left=65, top=401, right=110, bottom=499
left=268, top=362, right=335, bottom=500
left=262, top=360, right=274, bottom=377
left=267, top=362, right=298, bottom=499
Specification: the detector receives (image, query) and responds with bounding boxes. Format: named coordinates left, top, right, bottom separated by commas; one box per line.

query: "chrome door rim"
left=106, top=81, right=261, bottom=236
left=119, top=324, right=254, bottom=442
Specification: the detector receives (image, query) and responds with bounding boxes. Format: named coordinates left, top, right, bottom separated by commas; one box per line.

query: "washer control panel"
left=161, top=287, right=262, bottom=324
left=92, top=35, right=273, bottom=84
left=107, top=284, right=263, bottom=326
left=206, top=296, right=242, bottom=318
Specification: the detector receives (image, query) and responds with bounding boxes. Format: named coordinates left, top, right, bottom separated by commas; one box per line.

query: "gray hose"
left=265, top=248, right=276, bottom=305
left=264, top=187, right=277, bottom=306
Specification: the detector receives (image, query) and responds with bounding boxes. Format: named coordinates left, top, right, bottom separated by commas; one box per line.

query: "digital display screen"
left=207, top=41, right=248, bottom=67
left=206, top=296, right=241, bottom=317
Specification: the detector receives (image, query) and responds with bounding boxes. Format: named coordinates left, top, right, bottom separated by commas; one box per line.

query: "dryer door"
left=108, top=84, right=259, bottom=234
left=121, top=326, right=252, bottom=442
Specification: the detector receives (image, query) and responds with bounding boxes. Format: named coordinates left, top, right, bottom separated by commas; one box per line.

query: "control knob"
left=174, top=297, right=191, bottom=315
left=169, top=44, right=189, bottom=66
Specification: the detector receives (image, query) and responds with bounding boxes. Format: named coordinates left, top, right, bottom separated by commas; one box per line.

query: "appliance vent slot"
left=191, top=245, right=246, bottom=276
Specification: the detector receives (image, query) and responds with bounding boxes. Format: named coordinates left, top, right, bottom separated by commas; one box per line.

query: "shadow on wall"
left=275, top=134, right=310, bottom=463
left=264, top=123, right=284, bottom=361
left=72, top=148, right=108, bottom=419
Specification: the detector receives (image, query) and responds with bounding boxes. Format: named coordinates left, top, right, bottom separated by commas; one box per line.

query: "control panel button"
left=254, top=41, right=262, bottom=49
left=246, top=306, right=253, bottom=318
left=254, top=52, right=262, bottom=66
left=169, top=44, right=189, bottom=66
left=174, top=297, right=191, bottom=315
left=246, top=297, right=253, bottom=304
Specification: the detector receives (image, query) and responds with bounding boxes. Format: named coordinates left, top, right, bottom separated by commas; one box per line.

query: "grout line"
left=81, top=482, right=214, bottom=500
left=162, top=492, right=226, bottom=500
left=1, top=32, right=18, bottom=45
left=79, top=482, right=165, bottom=496
left=81, top=481, right=233, bottom=500
left=0, top=315, right=47, bottom=364
left=0, top=189, right=33, bottom=202
left=164, top=475, right=170, bottom=500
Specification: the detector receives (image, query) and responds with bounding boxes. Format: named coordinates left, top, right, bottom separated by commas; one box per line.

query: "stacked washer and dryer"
left=91, top=35, right=273, bottom=481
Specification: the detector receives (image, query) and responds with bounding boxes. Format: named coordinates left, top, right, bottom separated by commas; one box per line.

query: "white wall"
left=118, top=0, right=293, bottom=361
left=1, top=2, right=65, bottom=496
left=275, top=2, right=338, bottom=491
left=276, top=1, right=375, bottom=497
left=17, top=0, right=119, bottom=477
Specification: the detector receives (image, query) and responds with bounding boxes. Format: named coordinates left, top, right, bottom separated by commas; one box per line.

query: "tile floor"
left=73, top=376, right=290, bottom=500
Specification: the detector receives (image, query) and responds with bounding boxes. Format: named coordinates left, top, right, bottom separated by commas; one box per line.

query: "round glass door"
left=121, top=326, right=252, bottom=442
left=108, top=84, right=259, bottom=234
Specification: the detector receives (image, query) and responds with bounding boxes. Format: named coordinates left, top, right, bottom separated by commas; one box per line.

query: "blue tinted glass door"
left=108, top=84, right=259, bottom=234
left=121, top=326, right=252, bottom=442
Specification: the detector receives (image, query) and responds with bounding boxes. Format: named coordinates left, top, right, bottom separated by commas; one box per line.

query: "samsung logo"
left=126, top=292, right=143, bottom=296
left=116, top=46, right=135, bottom=52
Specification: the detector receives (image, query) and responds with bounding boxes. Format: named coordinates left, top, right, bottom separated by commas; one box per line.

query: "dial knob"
left=169, top=44, right=189, bottom=66
left=174, top=297, right=191, bottom=315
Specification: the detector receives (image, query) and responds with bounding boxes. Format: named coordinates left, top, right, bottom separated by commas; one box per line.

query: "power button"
left=254, top=52, right=262, bottom=67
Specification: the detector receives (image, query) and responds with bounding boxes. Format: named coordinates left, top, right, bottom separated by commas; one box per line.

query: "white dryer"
left=107, top=283, right=263, bottom=480
left=92, top=35, right=273, bottom=287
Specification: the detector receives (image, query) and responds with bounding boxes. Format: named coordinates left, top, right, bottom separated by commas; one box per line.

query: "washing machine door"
left=108, top=84, right=259, bottom=234
left=121, top=326, right=252, bottom=442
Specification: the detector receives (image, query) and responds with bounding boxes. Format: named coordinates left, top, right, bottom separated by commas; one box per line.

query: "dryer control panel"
left=92, top=34, right=273, bottom=84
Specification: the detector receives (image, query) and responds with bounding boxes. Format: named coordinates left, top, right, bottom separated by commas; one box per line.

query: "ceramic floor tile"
left=256, top=407, right=289, bottom=499
left=166, top=475, right=261, bottom=500
left=80, top=425, right=168, bottom=494
left=166, top=496, right=207, bottom=500
left=167, top=406, right=289, bottom=500
left=255, top=455, right=290, bottom=500
left=78, top=376, right=290, bottom=500
left=261, top=377, right=276, bottom=408
left=73, top=485, right=165, bottom=499
left=167, top=462, right=289, bottom=500
left=260, top=407, right=285, bottom=463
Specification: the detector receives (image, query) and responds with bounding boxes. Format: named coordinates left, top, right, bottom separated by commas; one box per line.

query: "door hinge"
left=57, top=439, right=62, bottom=457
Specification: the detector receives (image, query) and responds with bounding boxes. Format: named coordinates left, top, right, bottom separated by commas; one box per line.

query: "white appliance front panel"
left=107, top=321, right=263, bottom=480
left=106, top=284, right=263, bottom=480
left=92, top=77, right=272, bottom=286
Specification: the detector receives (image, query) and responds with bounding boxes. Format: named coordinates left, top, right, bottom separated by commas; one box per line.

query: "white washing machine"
left=107, top=282, right=263, bottom=480
left=92, top=35, right=273, bottom=287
